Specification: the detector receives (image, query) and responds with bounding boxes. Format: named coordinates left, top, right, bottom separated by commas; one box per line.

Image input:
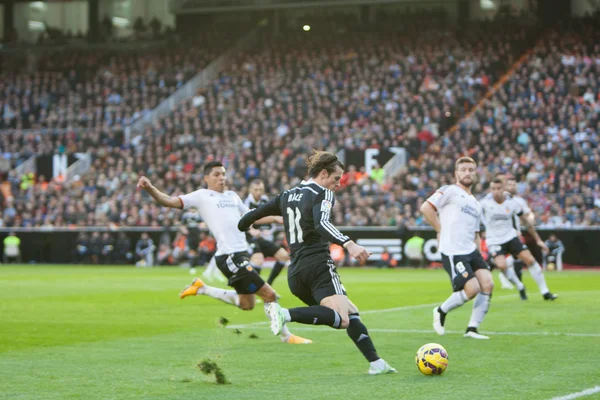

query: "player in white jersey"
left=137, top=161, right=312, bottom=344
left=421, top=157, right=494, bottom=339
left=491, top=177, right=557, bottom=301
left=244, top=179, right=291, bottom=285
left=480, top=178, right=530, bottom=300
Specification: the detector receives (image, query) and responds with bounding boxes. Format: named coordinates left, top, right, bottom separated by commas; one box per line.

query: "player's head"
left=454, top=156, right=477, bottom=189
left=504, top=175, right=517, bottom=195
left=490, top=177, right=505, bottom=202
left=203, top=161, right=226, bottom=192
left=307, top=150, right=345, bottom=191
left=549, top=233, right=557, bottom=241
left=249, top=179, right=265, bottom=200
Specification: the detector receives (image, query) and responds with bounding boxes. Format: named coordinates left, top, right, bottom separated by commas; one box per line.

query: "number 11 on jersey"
left=286, top=207, right=303, bottom=244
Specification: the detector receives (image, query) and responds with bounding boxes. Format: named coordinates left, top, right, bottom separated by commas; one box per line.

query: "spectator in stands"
left=100, top=232, right=114, bottom=264
left=89, top=232, right=102, bottom=264
left=114, top=232, right=132, bottom=264
left=198, top=231, right=216, bottom=265
left=405, top=235, right=425, bottom=267
left=74, top=232, right=90, bottom=263
left=156, top=243, right=173, bottom=266
left=545, top=234, right=565, bottom=271
left=3, top=231, right=21, bottom=263
left=378, top=247, right=397, bottom=268
left=135, top=232, right=155, bottom=267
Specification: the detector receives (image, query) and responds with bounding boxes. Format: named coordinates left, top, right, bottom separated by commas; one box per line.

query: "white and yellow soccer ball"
left=416, top=343, right=449, bottom=375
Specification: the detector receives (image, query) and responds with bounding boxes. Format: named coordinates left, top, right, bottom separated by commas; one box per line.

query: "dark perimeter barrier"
left=0, top=227, right=596, bottom=267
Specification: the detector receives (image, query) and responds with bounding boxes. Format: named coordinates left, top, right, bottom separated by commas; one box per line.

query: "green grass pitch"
left=1, top=266, right=599, bottom=400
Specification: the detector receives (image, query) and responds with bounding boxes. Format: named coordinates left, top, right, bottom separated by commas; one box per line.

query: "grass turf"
left=1, top=266, right=599, bottom=400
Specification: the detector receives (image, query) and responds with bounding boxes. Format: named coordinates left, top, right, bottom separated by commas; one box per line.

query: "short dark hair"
left=306, top=150, right=344, bottom=178
left=491, top=177, right=504, bottom=186
left=203, top=161, right=224, bottom=175
left=455, top=156, right=476, bottom=170
left=250, top=179, right=264, bottom=187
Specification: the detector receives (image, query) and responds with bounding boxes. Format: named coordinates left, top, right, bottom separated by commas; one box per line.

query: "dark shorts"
left=248, top=237, right=281, bottom=258
left=442, top=250, right=490, bottom=291
left=288, top=253, right=347, bottom=306
left=488, top=237, right=528, bottom=259
left=187, top=236, right=200, bottom=251
left=215, top=251, right=266, bottom=294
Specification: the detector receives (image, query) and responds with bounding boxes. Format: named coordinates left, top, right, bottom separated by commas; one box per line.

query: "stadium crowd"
left=0, top=14, right=598, bottom=240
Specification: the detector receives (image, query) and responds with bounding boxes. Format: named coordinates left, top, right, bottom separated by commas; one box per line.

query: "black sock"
left=466, top=326, right=479, bottom=333
left=267, top=261, right=285, bottom=285
left=347, top=313, right=379, bottom=362
left=515, top=261, right=524, bottom=281
left=289, top=306, right=342, bottom=329
left=437, top=307, right=447, bottom=326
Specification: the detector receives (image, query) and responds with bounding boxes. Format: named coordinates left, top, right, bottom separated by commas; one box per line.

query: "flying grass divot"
left=198, top=360, right=228, bottom=385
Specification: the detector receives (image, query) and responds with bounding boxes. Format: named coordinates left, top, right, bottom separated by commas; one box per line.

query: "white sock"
left=528, top=262, right=549, bottom=295
left=205, top=257, right=218, bottom=274
left=467, top=292, right=491, bottom=328
left=503, top=267, right=524, bottom=290
left=440, top=290, right=468, bottom=314
left=506, top=256, right=514, bottom=269
left=498, top=271, right=514, bottom=288
left=202, top=285, right=240, bottom=306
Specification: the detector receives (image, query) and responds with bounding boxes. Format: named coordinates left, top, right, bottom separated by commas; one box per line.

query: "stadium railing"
left=0, top=226, right=596, bottom=267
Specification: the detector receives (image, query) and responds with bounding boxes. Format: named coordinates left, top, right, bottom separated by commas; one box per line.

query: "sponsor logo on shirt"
left=460, top=204, right=479, bottom=218
left=217, top=200, right=237, bottom=208
left=321, top=200, right=332, bottom=213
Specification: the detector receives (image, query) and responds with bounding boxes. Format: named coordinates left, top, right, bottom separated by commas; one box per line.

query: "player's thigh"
left=471, top=251, right=494, bottom=293
left=215, top=252, right=267, bottom=296
left=507, top=237, right=529, bottom=262
left=288, top=271, right=319, bottom=306
left=442, top=253, right=477, bottom=293
left=493, top=254, right=507, bottom=270
left=273, top=247, right=290, bottom=262
left=250, top=252, right=265, bottom=266
left=516, top=249, right=536, bottom=265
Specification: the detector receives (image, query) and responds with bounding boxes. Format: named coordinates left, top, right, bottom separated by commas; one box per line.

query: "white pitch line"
left=227, top=295, right=518, bottom=329
left=287, top=327, right=600, bottom=338
left=549, top=386, right=600, bottom=400
left=226, top=289, right=600, bottom=330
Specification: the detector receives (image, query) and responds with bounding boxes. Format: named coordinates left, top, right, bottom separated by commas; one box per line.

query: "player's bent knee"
left=339, top=317, right=350, bottom=329
left=274, top=249, right=290, bottom=261
left=463, top=278, right=481, bottom=299
left=238, top=298, right=255, bottom=310
left=480, top=279, right=494, bottom=293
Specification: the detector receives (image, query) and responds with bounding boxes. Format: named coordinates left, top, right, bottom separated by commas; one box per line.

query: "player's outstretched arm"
left=137, top=176, right=183, bottom=209
left=238, top=198, right=282, bottom=232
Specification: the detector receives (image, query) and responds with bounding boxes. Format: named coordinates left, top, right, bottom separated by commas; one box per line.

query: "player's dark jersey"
left=182, top=211, right=202, bottom=238
left=238, top=181, right=350, bottom=265
left=244, top=194, right=273, bottom=232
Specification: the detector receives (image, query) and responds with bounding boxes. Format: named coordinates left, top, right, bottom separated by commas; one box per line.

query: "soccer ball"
left=189, top=268, right=197, bottom=275
left=416, top=343, right=448, bottom=375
